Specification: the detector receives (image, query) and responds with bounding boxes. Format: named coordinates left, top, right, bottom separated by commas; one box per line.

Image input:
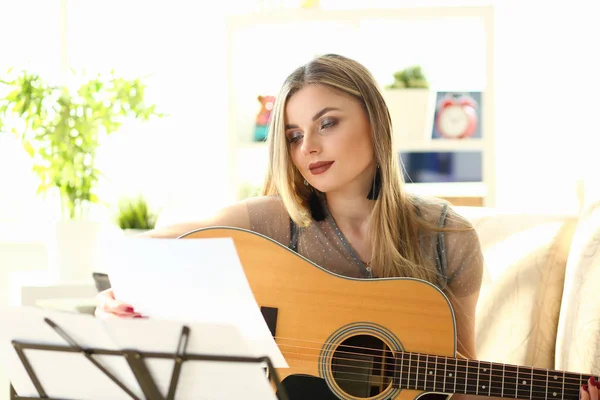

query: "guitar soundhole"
left=331, top=334, right=394, bottom=398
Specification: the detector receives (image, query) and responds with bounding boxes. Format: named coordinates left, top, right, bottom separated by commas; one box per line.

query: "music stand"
left=9, top=317, right=289, bottom=400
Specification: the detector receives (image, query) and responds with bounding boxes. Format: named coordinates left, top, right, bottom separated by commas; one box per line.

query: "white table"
left=10, top=270, right=98, bottom=311
left=4, top=272, right=98, bottom=400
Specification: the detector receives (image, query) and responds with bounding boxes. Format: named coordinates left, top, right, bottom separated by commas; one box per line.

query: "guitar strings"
left=275, top=337, right=583, bottom=381
left=280, top=348, right=586, bottom=391
left=279, top=348, right=591, bottom=390
left=278, top=356, right=583, bottom=399
left=274, top=335, right=590, bottom=383
left=271, top=338, right=593, bottom=386
left=278, top=351, right=586, bottom=396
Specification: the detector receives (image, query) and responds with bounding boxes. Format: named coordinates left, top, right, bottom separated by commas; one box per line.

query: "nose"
left=300, top=132, right=321, bottom=156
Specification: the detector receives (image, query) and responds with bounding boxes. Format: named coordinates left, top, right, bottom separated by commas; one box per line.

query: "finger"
left=108, top=310, right=143, bottom=317
left=582, top=385, right=590, bottom=400
left=589, top=377, right=599, bottom=400
left=96, top=294, right=134, bottom=313
left=107, top=301, right=135, bottom=313
left=95, top=308, right=143, bottom=319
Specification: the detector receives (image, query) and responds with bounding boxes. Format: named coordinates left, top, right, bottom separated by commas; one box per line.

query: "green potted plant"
left=238, top=182, right=263, bottom=200
left=386, top=65, right=430, bottom=89
left=0, top=68, right=163, bottom=282
left=115, top=195, right=159, bottom=236
left=382, top=65, right=431, bottom=144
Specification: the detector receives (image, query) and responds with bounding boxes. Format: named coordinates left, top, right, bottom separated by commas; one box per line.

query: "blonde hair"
left=262, top=54, right=467, bottom=285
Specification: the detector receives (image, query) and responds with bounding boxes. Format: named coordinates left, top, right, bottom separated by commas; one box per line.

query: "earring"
left=301, top=177, right=325, bottom=221
left=366, top=164, right=381, bottom=200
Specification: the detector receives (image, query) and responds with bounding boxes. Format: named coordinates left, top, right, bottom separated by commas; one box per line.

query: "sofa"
left=455, top=200, right=600, bottom=376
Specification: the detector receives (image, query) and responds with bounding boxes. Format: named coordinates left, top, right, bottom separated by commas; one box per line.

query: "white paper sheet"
left=0, top=306, right=144, bottom=399
left=102, top=317, right=279, bottom=399
left=0, top=307, right=280, bottom=400
left=98, top=236, right=288, bottom=368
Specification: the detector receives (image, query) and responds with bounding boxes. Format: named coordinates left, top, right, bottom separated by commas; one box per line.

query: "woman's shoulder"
left=410, top=194, right=473, bottom=230
left=243, top=195, right=293, bottom=241
left=410, top=195, right=483, bottom=296
left=243, top=194, right=287, bottom=211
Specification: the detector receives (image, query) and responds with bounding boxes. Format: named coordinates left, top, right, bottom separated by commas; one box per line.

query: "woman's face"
left=284, top=84, right=376, bottom=195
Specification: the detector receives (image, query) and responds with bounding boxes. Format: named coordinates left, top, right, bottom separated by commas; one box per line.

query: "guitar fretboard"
left=394, top=352, right=592, bottom=399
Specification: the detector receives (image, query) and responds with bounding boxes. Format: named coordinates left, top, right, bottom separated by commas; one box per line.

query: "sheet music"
left=102, top=317, right=279, bottom=399
left=98, top=236, right=288, bottom=368
left=0, top=306, right=144, bottom=399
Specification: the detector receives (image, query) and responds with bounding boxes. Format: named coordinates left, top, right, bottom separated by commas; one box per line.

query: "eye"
left=320, top=118, right=337, bottom=130
left=287, top=132, right=303, bottom=144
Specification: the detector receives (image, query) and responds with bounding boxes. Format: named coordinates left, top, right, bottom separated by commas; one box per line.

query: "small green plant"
left=116, top=196, right=158, bottom=230
left=0, top=68, right=163, bottom=220
left=238, top=183, right=262, bottom=200
left=386, top=65, right=429, bottom=89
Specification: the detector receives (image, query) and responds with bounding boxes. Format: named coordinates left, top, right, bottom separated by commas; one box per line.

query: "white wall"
left=2, top=0, right=598, bottom=226
left=67, top=0, right=237, bottom=222
left=493, top=1, right=600, bottom=213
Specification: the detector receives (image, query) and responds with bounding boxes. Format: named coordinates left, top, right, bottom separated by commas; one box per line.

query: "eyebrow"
left=284, top=107, right=340, bottom=130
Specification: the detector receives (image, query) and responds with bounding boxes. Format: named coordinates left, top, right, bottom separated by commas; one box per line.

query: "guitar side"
left=181, top=227, right=457, bottom=400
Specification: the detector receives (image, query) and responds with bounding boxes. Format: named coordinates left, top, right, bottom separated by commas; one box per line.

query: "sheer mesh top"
left=245, top=194, right=483, bottom=298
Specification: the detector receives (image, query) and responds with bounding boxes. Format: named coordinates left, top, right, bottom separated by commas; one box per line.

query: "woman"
left=95, top=54, right=595, bottom=399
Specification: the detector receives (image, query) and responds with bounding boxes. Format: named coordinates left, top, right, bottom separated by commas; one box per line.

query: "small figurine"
left=254, top=95, right=275, bottom=142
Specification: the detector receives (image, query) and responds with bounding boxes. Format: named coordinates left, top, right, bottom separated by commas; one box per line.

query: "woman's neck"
left=325, top=191, right=374, bottom=233
left=322, top=160, right=377, bottom=232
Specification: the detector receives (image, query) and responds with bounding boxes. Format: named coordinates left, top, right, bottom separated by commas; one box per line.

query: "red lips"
left=309, top=161, right=334, bottom=170
left=308, top=161, right=334, bottom=175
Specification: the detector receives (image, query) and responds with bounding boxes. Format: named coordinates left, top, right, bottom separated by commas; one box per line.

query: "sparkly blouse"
left=245, top=194, right=483, bottom=298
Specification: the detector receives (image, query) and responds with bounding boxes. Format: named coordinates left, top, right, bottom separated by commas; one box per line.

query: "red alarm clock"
left=434, top=94, right=478, bottom=139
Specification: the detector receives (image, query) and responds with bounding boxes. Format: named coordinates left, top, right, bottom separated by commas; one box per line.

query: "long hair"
left=262, top=54, right=467, bottom=285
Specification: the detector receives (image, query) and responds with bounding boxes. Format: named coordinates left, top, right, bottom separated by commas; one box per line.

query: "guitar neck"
left=394, top=352, right=592, bottom=399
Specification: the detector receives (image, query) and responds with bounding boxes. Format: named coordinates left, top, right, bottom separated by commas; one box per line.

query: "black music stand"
left=9, top=317, right=289, bottom=400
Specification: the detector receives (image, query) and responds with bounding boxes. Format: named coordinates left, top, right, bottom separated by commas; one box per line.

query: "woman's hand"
left=581, top=376, right=600, bottom=400
left=94, top=288, right=143, bottom=319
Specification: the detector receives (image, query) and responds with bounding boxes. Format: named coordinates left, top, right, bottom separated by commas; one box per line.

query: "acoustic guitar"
left=180, top=227, right=591, bottom=400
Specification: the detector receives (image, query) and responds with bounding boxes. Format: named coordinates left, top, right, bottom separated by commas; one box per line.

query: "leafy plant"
left=115, top=195, right=158, bottom=230
left=0, top=68, right=163, bottom=220
left=238, top=183, right=262, bottom=200
left=386, top=65, right=429, bottom=89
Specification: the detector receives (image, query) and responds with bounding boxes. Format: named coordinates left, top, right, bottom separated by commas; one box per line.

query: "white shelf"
left=402, top=140, right=485, bottom=152
left=405, top=182, right=487, bottom=198
left=227, top=5, right=494, bottom=25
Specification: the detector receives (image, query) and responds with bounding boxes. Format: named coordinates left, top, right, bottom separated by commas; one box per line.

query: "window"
left=0, top=0, right=62, bottom=224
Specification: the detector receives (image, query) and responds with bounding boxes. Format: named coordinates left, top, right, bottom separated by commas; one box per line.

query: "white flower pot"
left=382, top=88, right=433, bottom=147
left=47, top=220, right=122, bottom=283
left=123, top=229, right=151, bottom=237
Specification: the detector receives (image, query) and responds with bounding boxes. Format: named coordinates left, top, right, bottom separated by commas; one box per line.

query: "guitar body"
left=181, top=227, right=457, bottom=400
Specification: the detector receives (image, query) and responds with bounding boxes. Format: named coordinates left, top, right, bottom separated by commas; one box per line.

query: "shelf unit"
left=224, top=5, right=495, bottom=206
